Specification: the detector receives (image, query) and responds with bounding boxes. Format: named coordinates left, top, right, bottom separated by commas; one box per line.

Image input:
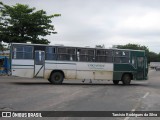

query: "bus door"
left=34, top=50, right=45, bottom=77
left=136, top=56, right=145, bottom=80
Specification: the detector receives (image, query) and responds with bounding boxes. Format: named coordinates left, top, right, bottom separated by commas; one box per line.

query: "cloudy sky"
left=2, top=0, right=160, bottom=53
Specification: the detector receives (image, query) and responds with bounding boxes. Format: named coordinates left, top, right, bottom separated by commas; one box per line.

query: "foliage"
left=116, top=43, right=149, bottom=54
left=116, top=43, right=160, bottom=62
left=0, top=43, right=3, bottom=51
left=148, top=52, right=160, bottom=62
left=0, top=2, right=60, bottom=44
left=0, top=43, right=8, bottom=51
left=117, top=43, right=149, bottom=56
left=95, top=44, right=105, bottom=48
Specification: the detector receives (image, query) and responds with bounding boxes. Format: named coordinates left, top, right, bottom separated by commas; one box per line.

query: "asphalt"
left=0, top=69, right=160, bottom=120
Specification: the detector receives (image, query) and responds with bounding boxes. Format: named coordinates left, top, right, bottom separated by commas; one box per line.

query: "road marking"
left=142, top=92, right=149, bottom=99
left=124, top=92, right=149, bottom=120
left=70, top=90, right=82, bottom=97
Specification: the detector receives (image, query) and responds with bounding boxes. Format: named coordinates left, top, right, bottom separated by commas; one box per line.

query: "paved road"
left=0, top=69, right=160, bottom=120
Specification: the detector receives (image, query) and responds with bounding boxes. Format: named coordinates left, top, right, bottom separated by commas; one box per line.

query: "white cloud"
left=118, top=11, right=160, bottom=31
left=2, top=0, right=160, bottom=53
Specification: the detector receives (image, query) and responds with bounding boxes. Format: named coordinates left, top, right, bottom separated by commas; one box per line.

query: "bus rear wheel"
left=122, top=74, right=131, bottom=85
left=50, top=72, right=64, bottom=84
left=113, top=80, right=119, bottom=85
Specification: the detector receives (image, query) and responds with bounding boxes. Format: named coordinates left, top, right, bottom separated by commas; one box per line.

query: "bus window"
left=106, top=50, right=113, bottom=56
left=114, top=57, right=130, bottom=63
left=114, top=51, right=122, bottom=56
left=137, top=57, right=144, bottom=68
left=77, top=49, right=80, bottom=61
left=79, top=55, right=88, bottom=62
left=58, top=47, right=67, bottom=53
left=67, top=48, right=76, bottom=61
left=106, top=50, right=113, bottom=62
left=57, top=47, right=76, bottom=61
left=88, top=49, right=95, bottom=62
left=13, top=46, right=24, bottom=59
left=132, top=56, right=136, bottom=67
left=106, top=57, right=112, bottom=62
left=78, top=49, right=95, bottom=62
left=96, top=49, right=113, bottom=63
left=68, top=48, right=75, bottom=54
left=46, top=47, right=56, bottom=60
left=57, top=47, right=67, bottom=60
left=97, top=50, right=105, bottom=56
left=24, top=46, right=33, bottom=59
left=35, top=51, right=45, bottom=65
left=114, top=50, right=129, bottom=63
left=79, top=49, right=88, bottom=61
left=96, top=50, right=105, bottom=62
left=12, top=46, right=33, bottom=59
left=96, top=56, right=106, bottom=62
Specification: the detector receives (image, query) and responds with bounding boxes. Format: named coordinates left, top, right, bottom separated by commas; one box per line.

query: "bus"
left=10, top=43, right=148, bottom=85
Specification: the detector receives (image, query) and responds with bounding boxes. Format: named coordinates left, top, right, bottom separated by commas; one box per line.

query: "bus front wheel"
left=50, top=72, right=64, bottom=84
left=122, top=74, right=131, bottom=85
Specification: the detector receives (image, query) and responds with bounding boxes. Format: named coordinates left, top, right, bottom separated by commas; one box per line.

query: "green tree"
left=0, top=2, right=60, bottom=44
left=148, top=51, right=159, bottom=62
left=151, top=52, right=160, bottom=62
left=0, top=42, right=8, bottom=51
left=95, top=44, right=105, bottom=48
left=117, top=43, right=149, bottom=52
left=158, top=53, right=160, bottom=62
left=116, top=43, right=160, bottom=62
left=0, top=43, right=3, bottom=51
left=117, top=43, right=149, bottom=56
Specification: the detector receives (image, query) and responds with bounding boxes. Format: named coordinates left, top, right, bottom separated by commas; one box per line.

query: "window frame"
left=57, top=47, right=77, bottom=61
left=12, top=45, right=33, bottom=59
left=113, top=50, right=130, bottom=63
left=46, top=46, right=57, bottom=60
left=95, top=49, right=113, bottom=63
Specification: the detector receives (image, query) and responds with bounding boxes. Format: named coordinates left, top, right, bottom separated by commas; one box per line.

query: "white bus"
left=11, top=43, right=148, bottom=85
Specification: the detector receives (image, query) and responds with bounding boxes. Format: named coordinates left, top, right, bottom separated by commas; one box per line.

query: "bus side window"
left=114, top=50, right=129, bottom=63
left=35, top=51, right=43, bottom=65
left=46, top=47, right=56, bottom=60
left=13, top=46, right=24, bottom=59
left=56, top=47, right=76, bottom=61
left=96, top=50, right=106, bottom=62
left=95, top=49, right=113, bottom=63
left=67, top=48, right=76, bottom=61
left=132, top=56, right=136, bottom=67
left=77, top=49, right=80, bottom=61
left=78, top=49, right=95, bottom=62
left=13, top=46, right=33, bottom=59
left=137, top=57, right=144, bottom=68
left=106, top=50, right=113, bottom=62
left=24, top=46, right=33, bottom=59
left=57, top=47, right=67, bottom=61
left=79, top=49, right=88, bottom=61
left=88, top=49, right=95, bottom=62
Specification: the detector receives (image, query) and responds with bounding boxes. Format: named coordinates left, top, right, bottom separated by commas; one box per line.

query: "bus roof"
left=11, top=43, right=145, bottom=52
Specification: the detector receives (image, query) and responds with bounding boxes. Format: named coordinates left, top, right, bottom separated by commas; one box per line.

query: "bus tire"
left=50, top=72, right=64, bottom=84
left=113, top=80, right=119, bottom=85
left=122, top=74, right=131, bottom=85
